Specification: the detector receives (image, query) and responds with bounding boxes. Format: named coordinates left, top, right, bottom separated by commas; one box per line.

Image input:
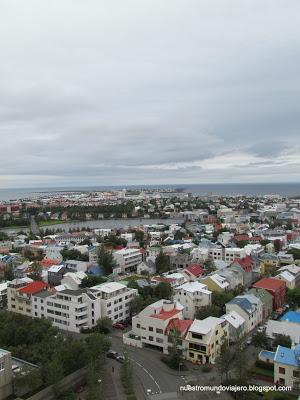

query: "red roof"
left=17, top=281, right=48, bottom=295
left=165, top=318, right=193, bottom=337
left=150, top=308, right=181, bottom=320
left=184, top=264, right=204, bottom=277
left=151, top=276, right=176, bottom=283
left=234, top=235, right=262, bottom=242
left=233, top=256, right=254, bottom=272
left=253, top=278, right=286, bottom=291
left=40, top=259, right=60, bottom=268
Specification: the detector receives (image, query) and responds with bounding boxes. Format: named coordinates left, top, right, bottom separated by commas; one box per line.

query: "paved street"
left=109, top=333, right=232, bottom=400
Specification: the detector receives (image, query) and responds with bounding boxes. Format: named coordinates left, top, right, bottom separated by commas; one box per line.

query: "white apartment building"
left=131, top=300, right=184, bottom=353
left=224, top=248, right=246, bottom=263
left=209, top=246, right=246, bottom=262
left=113, top=248, right=143, bottom=274
left=42, top=289, right=101, bottom=332
left=174, top=282, right=212, bottom=319
left=91, top=282, right=137, bottom=323
left=31, top=282, right=137, bottom=333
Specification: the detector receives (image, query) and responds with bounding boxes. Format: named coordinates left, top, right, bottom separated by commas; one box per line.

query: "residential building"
left=0, top=282, right=9, bottom=308
left=137, top=259, right=156, bottom=275
left=253, top=278, right=286, bottom=310
left=226, top=294, right=263, bottom=333
left=182, top=264, right=204, bottom=281
left=174, top=282, right=212, bottom=319
left=222, top=311, right=246, bottom=342
left=265, top=320, right=300, bottom=347
left=91, top=282, right=137, bottom=323
left=0, top=349, right=12, bottom=400
left=201, top=274, right=230, bottom=292
left=61, top=271, right=87, bottom=290
left=47, top=265, right=68, bottom=286
left=247, top=288, right=273, bottom=320
left=273, top=345, right=300, bottom=387
left=7, top=278, right=48, bottom=317
left=130, top=300, right=184, bottom=353
left=185, top=317, right=229, bottom=364
left=113, top=248, right=143, bottom=274
left=278, top=264, right=300, bottom=288
left=44, top=288, right=101, bottom=332
left=275, top=271, right=296, bottom=289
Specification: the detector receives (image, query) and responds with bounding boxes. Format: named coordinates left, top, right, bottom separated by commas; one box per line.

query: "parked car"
left=116, top=355, right=125, bottom=363
left=112, top=323, right=126, bottom=330
left=106, top=350, right=118, bottom=359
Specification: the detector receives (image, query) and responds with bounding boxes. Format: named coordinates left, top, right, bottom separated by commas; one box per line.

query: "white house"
left=226, top=294, right=263, bottom=333
left=130, top=300, right=184, bottom=353
left=174, top=282, right=212, bottom=319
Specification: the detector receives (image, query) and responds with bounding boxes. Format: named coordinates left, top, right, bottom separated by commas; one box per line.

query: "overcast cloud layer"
left=1, top=0, right=300, bottom=188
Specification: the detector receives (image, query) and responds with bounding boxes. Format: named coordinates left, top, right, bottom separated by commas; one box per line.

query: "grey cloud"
left=0, top=0, right=300, bottom=187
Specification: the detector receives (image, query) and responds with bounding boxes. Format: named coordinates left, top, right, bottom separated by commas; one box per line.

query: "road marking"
left=130, top=357, right=162, bottom=394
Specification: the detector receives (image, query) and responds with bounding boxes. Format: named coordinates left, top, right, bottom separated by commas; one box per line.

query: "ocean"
left=0, top=182, right=300, bottom=201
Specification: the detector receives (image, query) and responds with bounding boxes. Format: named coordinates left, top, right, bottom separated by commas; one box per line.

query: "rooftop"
left=280, top=311, right=300, bottom=324
left=274, top=345, right=300, bottom=367
left=189, top=317, right=225, bottom=335
left=18, top=281, right=48, bottom=295
left=253, top=277, right=286, bottom=291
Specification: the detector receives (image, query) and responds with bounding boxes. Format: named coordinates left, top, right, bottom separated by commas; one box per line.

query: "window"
left=293, top=370, right=300, bottom=378
left=137, top=323, right=140, bottom=328
left=149, top=336, right=154, bottom=341
left=192, top=333, right=203, bottom=340
left=149, top=327, right=153, bottom=332
left=156, top=338, right=163, bottom=343
left=156, top=328, right=163, bottom=334
left=279, top=367, right=285, bottom=375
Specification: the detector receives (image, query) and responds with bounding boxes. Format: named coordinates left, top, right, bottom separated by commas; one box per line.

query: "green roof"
left=247, top=287, right=273, bottom=305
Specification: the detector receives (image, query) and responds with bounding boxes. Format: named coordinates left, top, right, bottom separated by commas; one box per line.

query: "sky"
left=0, top=0, right=300, bottom=188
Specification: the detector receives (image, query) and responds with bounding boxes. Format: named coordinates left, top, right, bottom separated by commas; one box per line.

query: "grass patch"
left=252, top=366, right=274, bottom=378
left=38, top=220, right=66, bottom=226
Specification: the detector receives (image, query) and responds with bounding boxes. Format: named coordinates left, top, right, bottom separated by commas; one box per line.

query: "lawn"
left=38, top=219, right=66, bottom=226
left=252, top=366, right=274, bottom=378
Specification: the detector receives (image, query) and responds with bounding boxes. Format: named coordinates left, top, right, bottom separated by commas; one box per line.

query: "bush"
left=202, top=365, right=212, bottom=373
left=255, top=360, right=274, bottom=371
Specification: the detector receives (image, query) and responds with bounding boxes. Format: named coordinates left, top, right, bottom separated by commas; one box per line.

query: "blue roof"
left=87, top=265, right=104, bottom=276
left=280, top=311, right=300, bottom=324
left=274, top=345, right=300, bottom=367
left=228, top=297, right=253, bottom=314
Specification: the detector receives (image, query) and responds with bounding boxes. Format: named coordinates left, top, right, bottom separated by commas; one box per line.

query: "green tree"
left=44, top=354, right=65, bottom=396
left=129, top=295, right=145, bottom=316
left=195, top=305, right=222, bottom=319
left=154, top=282, right=172, bottom=300
left=273, top=334, right=292, bottom=348
left=95, top=317, right=112, bottom=334
left=251, top=330, right=269, bottom=348
left=97, top=245, right=116, bottom=275
left=217, top=343, right=234, bottom=382
left=81, top=275, right=106, bottom=288
left=155, top=251, right=170, bottom=274
left=286, top=288, right=300, bottom=308
left=212, top=291, right=234, bottom=312
left=28, top=262, right=42, bottom=281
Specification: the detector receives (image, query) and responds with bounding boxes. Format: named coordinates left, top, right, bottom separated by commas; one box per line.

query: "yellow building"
left=185, top=317, right=229, bottom=364
left=200, top=274, right=229, bottom=292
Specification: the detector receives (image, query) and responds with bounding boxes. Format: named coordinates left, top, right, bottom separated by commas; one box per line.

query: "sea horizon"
left=0, top=182, right=300, bottom=201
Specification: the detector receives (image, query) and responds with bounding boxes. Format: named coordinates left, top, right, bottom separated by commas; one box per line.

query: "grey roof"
left=33, top=290, right=52, bottom=299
